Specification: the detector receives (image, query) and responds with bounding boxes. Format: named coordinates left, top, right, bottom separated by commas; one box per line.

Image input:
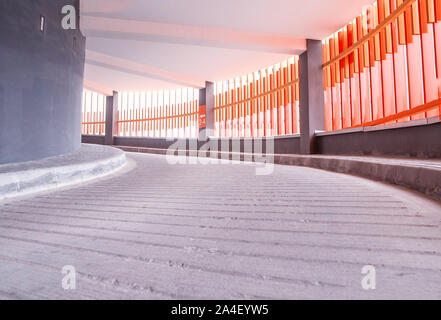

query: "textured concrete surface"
left=0, top=144, right=126, bottom=201
left=0, top=152, right=440, bottom=299
left=115, top=146, right=441, bottom=201
left=275, top=154, right=441, bottom=201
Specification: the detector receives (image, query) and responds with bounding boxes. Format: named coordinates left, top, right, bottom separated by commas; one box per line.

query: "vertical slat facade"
left=214, top=57, right=300, bottom=138
left=323, top=0, right=441, bottom=131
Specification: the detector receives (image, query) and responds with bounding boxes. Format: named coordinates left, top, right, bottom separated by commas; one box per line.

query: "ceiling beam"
left=83, top=79, right=114, bottom=96
left=80, top=0, right=135, bottom=14
left=85, top=50, right=205, bottom=88
left=81, top=16, right=306, bottom=55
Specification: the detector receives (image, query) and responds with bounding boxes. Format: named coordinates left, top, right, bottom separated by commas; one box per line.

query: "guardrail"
left=322, top=0, right=441, bottom=131
left=116, top=89, right=199, bottom=138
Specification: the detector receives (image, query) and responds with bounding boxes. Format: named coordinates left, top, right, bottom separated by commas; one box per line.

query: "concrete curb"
left=116, top=146, right=441, bottom=201
left=274, top=154, right=441, bottom=201
left=0, top=144, right=127, bottom=201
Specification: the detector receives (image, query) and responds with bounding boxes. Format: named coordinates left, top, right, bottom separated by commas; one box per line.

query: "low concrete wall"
left=82, top=135, right=105, bottom=145
left=82, top=135, right=301, bottom=155
left=114, top=136, right=198, bottom=150
left=82, top=120, right=440, bottom=158
left=316, top=119, right=441, bottom=158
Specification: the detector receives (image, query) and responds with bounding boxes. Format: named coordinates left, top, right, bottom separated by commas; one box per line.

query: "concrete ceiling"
left=81, top=0, right=372, bottom=93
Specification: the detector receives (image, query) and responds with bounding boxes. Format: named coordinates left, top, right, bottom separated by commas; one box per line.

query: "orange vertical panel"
left=254, top=74, right=259, bottom=137
left=236, top=81, right=240, bottom=137
left=241, top=78, right=246, bottom=137
left=231, top=82, right=235, bottom=138
left=86, top=111, right=89, bottom=135
left=434, top=0, right=441, bottom=117
left=323, top=41, right=331, bottom=131
left=232, top=83, right=235, bottom=138
left=275, top=68, right=280, bottom=136
left=378, top=0, right=388, bottom=60
left=380, top=1, right=397, bottom=122
left=324, top=86, right=333, bottom=131
left=420, top=0, right=440, bottom=117
left=360, top=11, right=373, bottom=124
left=427, top=0, right=436, bottom=23
left=256, top=76, right=262, bottom=136
left=241, top=80, right=246, bottom=137
left=406, top=1, right=426, bottom=119
left=349, top=21, right=362, bottom=127
left=281, top=67, right=286, bottom=137
left=405, top=5, right=415, bottom=43
left=341, top=29, right=352, bottom=128
left=236, top=80, right=240, bottom=137
left=221, top=87, right=226, bottom=138
left=265, top=71, right=271, bottom=136
left=262, top=73, right=267, bottom=137
left=436, top=0, right=441, bottom=21
left=269, top=72, right=274, bottom=135
left=231, top=83, right=235, bottom=137
left=391, top=0, right=411, bottom=121
left=412, top=1, right=421, bottom=35
left=280, top=66, right=285, bottom=135
left=225, top=85, right=229, bottom=137
left=143, top=106, right=146, bottom=137
left=294, top=59, right=300, bottom=133
left=324, top=40, right=334, bottom=131
left=94, top=111, right=97, bottom=135
left=329, top=35, right=342, bottom=130
left=369, top=5, right=385, bottom=121
left=250, top=78, right=254, bottom=137
left=216, top=90, right=219, bottom=137
left=147, top=106, right=150, bottom=137
left=382, top=21, right=397, bottom=121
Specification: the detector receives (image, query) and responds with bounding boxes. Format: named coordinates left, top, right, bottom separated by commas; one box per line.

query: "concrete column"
left=199, top=81, right=214, bottom=141
left=299, top=39, right=325, bottom=154
left=104, top=91, right=119, bottom=145
left=0, top=0, right=85, bottom=164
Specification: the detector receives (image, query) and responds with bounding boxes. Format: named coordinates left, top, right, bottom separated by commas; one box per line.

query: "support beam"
left=199, top=82, right=214, bottom=141
left=81, top=16, right=306, bottom=55
left=83, top=78, right=114, bottom=96
left=299, top=39, right=325, bottom=154
left=104, top=91, right=119, bottom=145
left=81, top=0, right=135, bottom=14
left=86, top=50, right=205, bottom=89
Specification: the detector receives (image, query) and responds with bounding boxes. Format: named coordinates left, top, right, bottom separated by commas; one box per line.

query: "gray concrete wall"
left=82, top=135, right=301, bottom=155
left=0, top=0, right=85, bottom=164
left=87, top=120, right=441, bottom=158
left=208, top=137, right=300, bottom=154
left=82, top=135, right=105, bottom=145
left=316, top=122, right=441, bottom=158
left=113, top=137, right=194, bottom=150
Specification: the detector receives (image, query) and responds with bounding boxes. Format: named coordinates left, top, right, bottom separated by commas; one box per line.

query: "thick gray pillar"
left=299, top=39, right=325, bottom=154
left=104, top=91, right=118, bottom=145
left=0, top=0, right=85, bottom=164
left=199, top=81, right=214, bottom=141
